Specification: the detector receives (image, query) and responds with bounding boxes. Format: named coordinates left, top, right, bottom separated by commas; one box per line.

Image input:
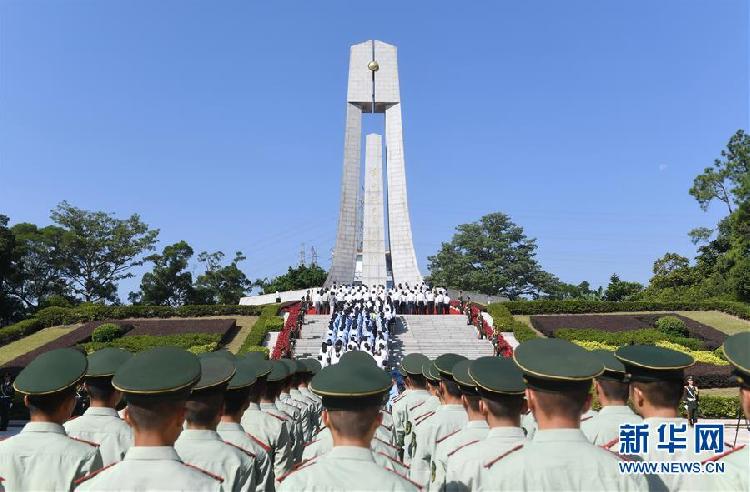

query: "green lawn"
left=512, top=315, right=545, bottom=337
left=703, top=387, right=741, bottom=398
left=0, top=325, right=79, bottom=365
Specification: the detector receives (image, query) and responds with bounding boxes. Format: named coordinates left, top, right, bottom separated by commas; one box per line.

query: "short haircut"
left=224, top=388, right=251, bottom=415
left=185, top=391, right=224, bottom=426
left=597, top=379, right=629, bottom=402
left=264, top=380, right=283, bottom=400
left=406, top=373, right=427, bottom=389
left=463, top=394, right=481, bottom=412
left=327, top=406, right=380, bottom=439
left=441, top=379, right=462, bottom=398
left=85, top=378, right=116, bottom=402
left=26, top=386, right=76, bottom=415
left=125, top=395, right=186, bottom=431
left=633, top=380, right=683, bottom=409
left=482, top=393, right=524, bottom=419
left=531, top=386, right=590, bottom=421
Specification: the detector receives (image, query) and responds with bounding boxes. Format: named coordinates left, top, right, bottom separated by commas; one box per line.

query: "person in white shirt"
left=416, top=291, right=426, bottom=315
left=406, top=291, right=415, bottom=315
left=435, top=292, right=444, bottom=315
left=443, top=293, right=451, bottom=314
left=426, top=290, right=435, bottom=315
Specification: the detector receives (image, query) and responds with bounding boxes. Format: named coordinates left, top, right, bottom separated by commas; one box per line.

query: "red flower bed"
left=272, top=303, right=300, bottom=359
left=469, top=303, right=512, bottom=358
left=530, top=314, right=725, bottom=349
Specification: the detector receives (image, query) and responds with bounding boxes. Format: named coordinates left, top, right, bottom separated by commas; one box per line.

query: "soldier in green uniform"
left=270, top=361, right=304, bottom=461
left=76, top=346, right=222, bottom=490
left=214, top=354, right=274, bottom=492
left=444, top=356, right=527, bottom=492
left=174, top=354, right=257, bottom=492
left=481, top=339, right=646, bottom=491
left=64, top=347, right=133, bottom=466
left=294, top=359, right=322, bottom=432
left=580, top=350, right=642, bottom=446
left=284, top=359, right=317, bottom=441
left=278, top=355, right=418, bottom=491
left=392, top=353, right=431, bottom=462
left=241, top=354, right=294, bottom=483
left=411, top=354, right=469, bottom=488
left=430, top=359, right=489, bottom=490
left=614, top=344, right=710, bottom=491
left=0, top=348, right=103, bottom=491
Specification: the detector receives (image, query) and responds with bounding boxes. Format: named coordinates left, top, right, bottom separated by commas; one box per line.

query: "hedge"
left=91, top=323, right=127, bottom=343
left=238, top=304, right=284, bottom=355
left=499, top=300, right=750, bottom=320
left=684, top=395, right=741, bottom=419
left=0, top=303, right=265, bottom=346
left=81, top=333, right=221, bottom=354
left=486, top=303, right=539, bottom=343
left=556, top=328, right=704, bottom=351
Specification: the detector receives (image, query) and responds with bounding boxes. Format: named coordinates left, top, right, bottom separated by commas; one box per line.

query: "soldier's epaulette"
left=436, top=429, right=460, bottom=444
left=580, top=415, right=594, bottom=422
left=601, top=437, right=619, bottom=450
left=277, top=458, right=318, bottom=483
left=379, top=423, right=393, bottom=432
left=376, top=450, right=411, bottom=470
left=483, top=444, right=523, bottom=469
left=69, top=436, right=100, bottom=448
left=184, top=463, right=225, bottom=483
left=246, top=433, right=271, bottom=452
left=74, top=462, right=118, bottom=485
left=223, top=440, right=257, bottom=459
left=304, top=439, right=319, bottom=448
left=392, top=393, right=406, bottom=403
left=266, top=411, right=288, bottom=422
left=447, top=439, right=480, bottom=458
left=373, top=436, right=399, bottom=451
left=600, top=445, right=634, bottom=462
left=415, top=411, right=435, bottom=426
left=385, top=467, right=423, bottom=491
left=409, top=400, right=425, bottom=412
left=701, top=444, right=746, bottom=464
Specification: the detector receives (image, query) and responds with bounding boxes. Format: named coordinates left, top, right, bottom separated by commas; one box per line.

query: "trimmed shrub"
left=655, top=316, right=688, bottom=338
left=243, top=346, right=270, bottom=359
left=510, top=320, right=539, bottom=342
left=555, top=328, right=703, bottom=350
left=654, top=341, right=729, bottom=366
left=35, top=306, right=77, bottom=326
left=188, top=342, right=219, bottom=354
left=500, top=300, right=750, bottom=320
left=81, top=333, right=221, bottom=353
left=487, top=303, right=539, bottom=343
left=572, top=340, right=619, bottom=352
left=237, top=304, right=283, bottom=355
left=0, top=318, right=44, bottom=345
left=681, top=395, right=741, bottom=419
left=91, top=323, right=125, bottom=343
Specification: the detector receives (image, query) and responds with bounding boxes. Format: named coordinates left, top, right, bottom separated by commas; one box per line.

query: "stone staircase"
left=293, top=314, right=494, bottom=365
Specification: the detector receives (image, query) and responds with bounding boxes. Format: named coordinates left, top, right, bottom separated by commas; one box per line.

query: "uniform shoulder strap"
left=580, top=415, right=594, bottom=422
left=246, top=433, right=271, bottom=452
left=69, top=436, right=100, bottom=448
left=447, top=439, right=480, bottom=458
left=702, top=444, right=746, bottom=464
left=277, top=458, right=318, bottom=483
left=409, top=400, right=425, bottom=412
left=223, top=440, right=257, bottom=459
left=484, top=444, right=523, bottom=469
left=376, top=450, right=411, bottom=470
left=373, top=436, right=399, bottom=451
left=384, top=467, right=423, bottom=491
left=601, top=437, right=619, bottom=450
left=415, top=411, right=435, bottom=426
left=183, top=463, right=225, bottom=483
left=265, top=411, right=288, bottom=422
left=436, top=429, right=460, bottom=444
left=304, top=439, right=319, bottom=448
left=73, top=462, right=118, bottom=485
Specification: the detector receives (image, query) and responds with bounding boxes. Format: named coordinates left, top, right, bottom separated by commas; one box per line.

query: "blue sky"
left=1, top=1, right=748, bottom=299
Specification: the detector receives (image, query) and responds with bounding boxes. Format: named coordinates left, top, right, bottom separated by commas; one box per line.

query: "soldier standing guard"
left=0, top=348, right=103, bottom=491
left=0, top=373, right=14, bottom=432
left=684, top=375, right=699, bottom=427
left=75, top=346, right=221, bottom=490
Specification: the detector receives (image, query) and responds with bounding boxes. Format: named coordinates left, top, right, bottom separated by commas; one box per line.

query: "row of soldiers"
left=0, top=332, right=748, bottom=491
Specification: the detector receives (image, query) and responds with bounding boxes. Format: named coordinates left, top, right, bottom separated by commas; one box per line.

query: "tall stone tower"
left=325, top=40, right=422, bottom=288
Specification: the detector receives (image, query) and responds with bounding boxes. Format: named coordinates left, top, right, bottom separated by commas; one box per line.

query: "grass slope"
left=0, top=325, right=79, bottom=365
left=225, top=316, right=259, bottom=353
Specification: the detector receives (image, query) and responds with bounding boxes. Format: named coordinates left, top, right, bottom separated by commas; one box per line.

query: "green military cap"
left=86, top=347, right=132, bottom=378
left=302, top=358, right=322, bottom=375
left=397, top=364, right=407, bottom=377
left=435, top=353, right=468, bottom=380
left=113, top=347, right=200, bottom=396
left=243, top=356, right=273, bottom=379
left=401, top=353, right=429, bottom=375
left=194, top=354, right=236, bottom=393
left=514, top=339, right=604, bottom=391
left=295, top=359, right=312, bottom=374
left=615, top=344, right=694, bottom=383
left=339, top=350, right=377, bottom=366
left=723, top=332, right=750, bottom=387
left=244, top=351, right=269, bottom=361
left=422, top=360, right=441, bottom=382
left=310, top=358, right=391, bottom=410
left=591, top=350, right=627, bottom=382
left=228, top=357, right=257, bottom=390
left=202, top=349, right=236, bottom=362
left=451, top=359, right=478, bottom=395
left=14, top=348, right=87, bottom=395
left=280, top=358, right=298, bottom=377
left=469, top=356, right=525, bottom=395
left=266, top=360, right=290, bottom=382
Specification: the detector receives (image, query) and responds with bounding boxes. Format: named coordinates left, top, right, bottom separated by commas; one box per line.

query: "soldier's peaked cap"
left=280, top=358, right=298, bottom=376
left=193, top=354, right=236, bottom=393
left=15, top=348, right=87, bottom=395
left=723, top=332, right=750, bottom=387
left=228, top=357, right=258, bottom=390
left=614, top=345, right=694, bottom=383
left=310, top=358, right=391, bottom=410
left=113, top=347, right=200, bottom=396
left=339, top=350, right=377, bottom=367
left=242, top=356, right=273, bottom=379
left=400, top=353, right=429, bottom=375
left=266, top=360, right=290, bottom=382
left=435, top=353, right=468, bottom=380
left=422, top=360, right=441, bottom=382
left=513, top=339, right=603, bottom=391
left=591, top=350, right=627, bottom=382
left=301, top=358, right=322, bottom=375
left=86, top=347, right=132, bottom=378
left=469, top=356, right=526, bottom=395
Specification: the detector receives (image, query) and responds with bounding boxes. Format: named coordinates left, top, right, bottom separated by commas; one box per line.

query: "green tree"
left=0, top=215, right=24, bottom=325
left=689, top=129, right=749, bottom=214
left=256, top=264, right=327, bottom=294
left=129, top=241, right=195, bottom=306
left=603, top=273, right=643, bottom=301
left=192, top=251, right=253, bottom=305
left=427, top=212, right=556, bottom=300
left=649, top=253, right=695, bottom=290
left=50, top=201, right=159, bottom=303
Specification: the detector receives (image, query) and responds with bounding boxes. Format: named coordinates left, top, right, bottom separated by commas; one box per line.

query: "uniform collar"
left=487, top=426, right=525, bottom=440
left=21, top=421, right=66, bottom=435
left=643, top=416, right=685, bottom=425
left=179, top=429, right=222, bottom=441
left=216, top=422, right=243, bottom=432
left=125, top=446, right=181, bottom=461
left=84, top=406, right=119, bottom=417
left=533, top=429, right=589, bottom=443
left=465, top=420, right=490, bottom=430
left=328, top=446, right=375, bottom=462
left=260, top=402, right=277, bottom=409
left=442, top=404, right=465, bottom=412
left=598, top=405, right=636, bottom=416
left=246, top=402, right=261, bottom=411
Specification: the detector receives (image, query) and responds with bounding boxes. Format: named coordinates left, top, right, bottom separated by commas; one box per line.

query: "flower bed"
left=82, top=333, right=221, bottom=354
left=272, top=303, right=300, bottom=359
left=467, top=303, right=512, bottom=357
left=124, top=318, right=236, bottom=339
left=501, top=300, right=750, bottom=320
left=530, top=314, right=725, bottom=350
